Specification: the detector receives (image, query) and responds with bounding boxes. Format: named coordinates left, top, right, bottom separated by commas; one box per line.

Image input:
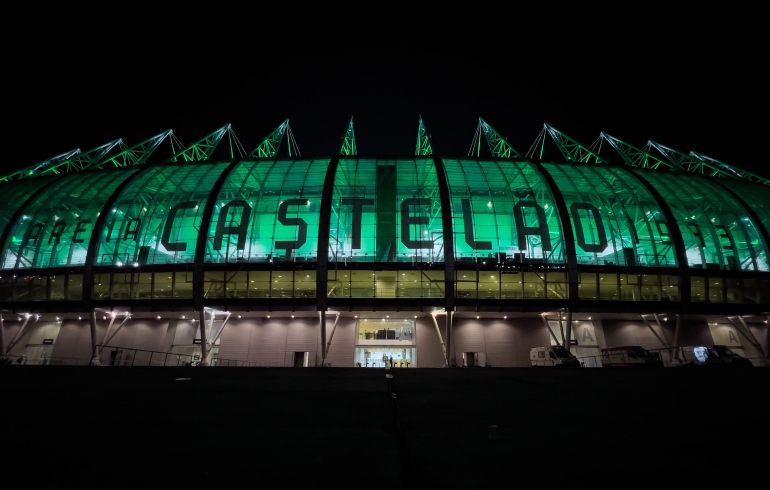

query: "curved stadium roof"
left=1, top=118, right=769, bottom=310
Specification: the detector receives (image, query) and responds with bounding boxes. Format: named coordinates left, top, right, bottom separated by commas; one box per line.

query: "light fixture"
left=386, top=315, right=389, bottom=318
left=503, top=316, right=507, bottom=319
left=476, top=316, right=480, bottom=319
left=78, top=316, right=82, bottom=320
left=291, top=315, right=295, bottom=318
left=238, top=315, right=242, bottom=318
left=157, top=316, right=161, bottom=320
left=181, top=315, right=185, bottom=319
left=267, top=315, right=271, bottom=319
left=588, top=317, right=592, bottom=320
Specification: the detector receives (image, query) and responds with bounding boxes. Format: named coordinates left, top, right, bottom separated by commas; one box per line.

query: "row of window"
left=0, top=270, right=767, bottom=304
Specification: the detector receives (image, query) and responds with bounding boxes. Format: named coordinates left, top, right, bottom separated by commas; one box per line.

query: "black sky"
left=5, top=10, right=765, bottom=176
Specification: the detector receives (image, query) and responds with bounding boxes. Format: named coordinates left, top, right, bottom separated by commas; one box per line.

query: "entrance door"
left=294, top=352, right=306, bottom=367
left=464, top=352, right=477, bottom=367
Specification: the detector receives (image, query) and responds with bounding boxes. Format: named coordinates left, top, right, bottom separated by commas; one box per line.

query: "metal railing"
left=211, top=358, right=280, bottom=367
left=92, top=344, right=195, bottom=367
left=577, top=347, right=769, bottom=368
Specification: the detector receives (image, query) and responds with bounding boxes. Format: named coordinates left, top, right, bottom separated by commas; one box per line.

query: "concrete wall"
left=450, top=317, right=549, bottom=367
left=602, top=319, right=674, bottom=351
left=416, top=317, right=446, bottom=368
left=325, top=317, right=356, bottom=368
left=217, top=317, right=321, bottom=366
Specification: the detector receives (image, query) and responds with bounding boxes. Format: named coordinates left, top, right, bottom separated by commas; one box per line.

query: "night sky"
left=6, top=12, right=764, bottom=177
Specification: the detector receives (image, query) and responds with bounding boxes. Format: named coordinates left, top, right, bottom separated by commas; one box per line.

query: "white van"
left=530, top=346, right=581, bottom=367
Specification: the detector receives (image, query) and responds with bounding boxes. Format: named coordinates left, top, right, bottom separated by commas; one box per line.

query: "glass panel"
left=638, top=171, right=768, bottom=271
left=204, top=158, right=328, bottom=264
left=2, top=169, right=139, bottom=269
left=95, top=163, right=229, bottom=266
left=329, top=158, right=444, bottom=264
left=721, top=180, right=770, bottom=249
left=0, top=177, right=53, bottom=240
left=691, top=276, right=706, bottom=302
left=541, top=164, right=676, bottom=267
left=444, top=158, right=565, bottom=264
left=579, top=272, right=597, bottom=299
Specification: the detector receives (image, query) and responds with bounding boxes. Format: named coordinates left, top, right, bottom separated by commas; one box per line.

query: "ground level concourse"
left=2, top=308, right=767, bottom=367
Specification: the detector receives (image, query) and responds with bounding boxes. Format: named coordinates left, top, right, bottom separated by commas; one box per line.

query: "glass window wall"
left=542, top=164, right=676, bottom=267
left=94, top=163, right=229, bottom=266
left=204, top=158, right=328, bottom=265
left=639, top=171, right=768, bottom=271
left=443, top=158, right=565, bottom=265
left=2, top=169, right=139, bottom=269
left=329, top=158, right=444, bottom=264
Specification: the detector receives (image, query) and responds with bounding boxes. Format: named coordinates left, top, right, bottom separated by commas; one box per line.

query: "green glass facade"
left=1, top=158, right=769, bottom=307
left=445, top=159, right=565, bottom=264
left=542, top=164, right=676, bottom=267
left=638, top=171, right=768, bottom=272
left=94, top=163, right=229, bottom=266
left=2, top=169, right=139, bottom=269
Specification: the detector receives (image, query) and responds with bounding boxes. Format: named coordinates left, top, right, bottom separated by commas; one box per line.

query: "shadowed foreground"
left=3, top=367, right=767, bottom=486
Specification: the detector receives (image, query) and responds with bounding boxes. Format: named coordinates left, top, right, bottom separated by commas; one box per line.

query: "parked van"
left=530, top=346, right=581, bottom=367
left=681, top=345, right=753, bottom=367
left=600, top=346, right=664, bottom=367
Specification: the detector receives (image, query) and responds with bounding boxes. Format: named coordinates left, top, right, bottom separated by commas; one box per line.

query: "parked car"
left=530, top=346, right=581, bottom=367
left=681, top=345, right=753, bottom=367
left=601, top=346, right=664, bottom=367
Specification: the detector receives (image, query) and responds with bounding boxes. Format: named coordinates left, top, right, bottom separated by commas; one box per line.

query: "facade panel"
left=2, top=168, right=139, bottom=269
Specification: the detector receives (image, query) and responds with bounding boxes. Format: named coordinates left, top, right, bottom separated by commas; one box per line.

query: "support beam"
left=415, top=114, right=433, bottom=155
left=691, top=151, right=769, bottom=186
left=564, top=310, right=573, bottom=348
left=5, top=314, right=35, bottom=355
left=319, top=311, right=327, bottom=366
left=598, top=133, right=684, bottom=171
left=0, top=149, right=80, bottom=182
left=198, top=309, right=208, bottom=366
left=339, top=117, right=356, bottom=155
left=640, top=314, right=670, bottom=349
left=324, top=312, right=341, bottom=361
left=167, top=124, right=231, bottom=162
left=207, top=310, right=232, bottom=347
left=248, top=119, right=293, bottom=158
left=0, top=314, right=5, bottom=356
left=544, top=123, right=607, bottom=164
left=672, top=314, right=682, bottom=362
left=430, top=312, right=449, bottom=367
left=89, top=310, right=99, bottom=365
left=89, top=130, right=173, bottom=170
left=102, top=314, right=132, bottom=347
left=540, top=314, right=561, bottom=346
left=726, top=316, right=766, bottom=358
left=32, top=140, right=123, bottom=178
left=478, top=118, right=523, bottom=158
left=646, top=141, right=726, bottom=177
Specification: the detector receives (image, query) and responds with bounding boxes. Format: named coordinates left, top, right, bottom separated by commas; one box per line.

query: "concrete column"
left=0, top=314, right=5, bottom=356
left=89, top=311, right=100, bottom=365
left=320, top=311, right=327, bottom=366
left=672, top=315, right=682, bottom=362
left=198, top=309, right=208, bottom=366
left=564, top=309, right=573, bottom=348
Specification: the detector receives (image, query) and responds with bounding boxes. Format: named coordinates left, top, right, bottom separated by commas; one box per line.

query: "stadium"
left=1, top=117, right=768, bottom=368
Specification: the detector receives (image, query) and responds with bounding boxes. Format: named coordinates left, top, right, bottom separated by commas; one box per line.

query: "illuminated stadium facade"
left=1, top=117, right=768, bottom=368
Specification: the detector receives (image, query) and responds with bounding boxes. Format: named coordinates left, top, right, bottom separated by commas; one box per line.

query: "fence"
left=577, top=346, right=769, bottom=368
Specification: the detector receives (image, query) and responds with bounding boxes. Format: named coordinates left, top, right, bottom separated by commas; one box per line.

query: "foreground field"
left=3, top=366, right=767, bottom=486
